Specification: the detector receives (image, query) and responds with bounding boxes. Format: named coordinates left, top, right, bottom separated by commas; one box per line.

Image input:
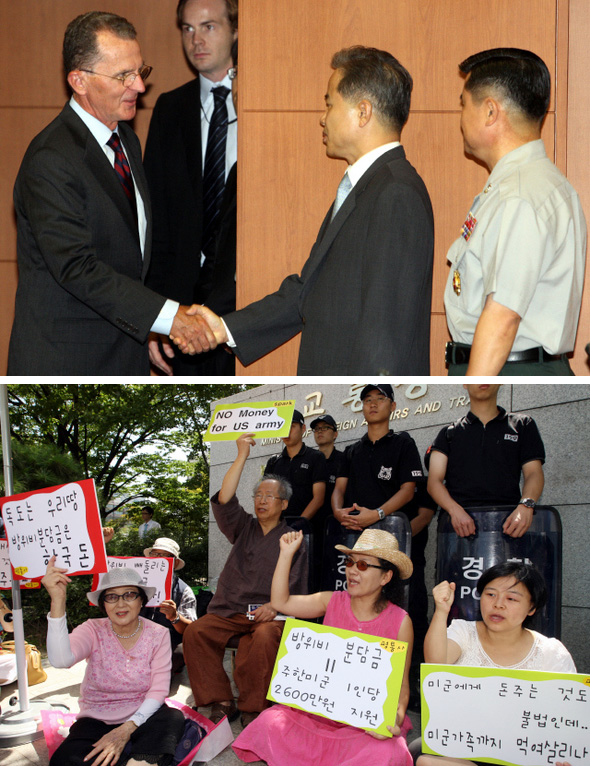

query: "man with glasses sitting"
left=8, top=10, right=211, bottom=375
left=183, top=433, right=308, bottom=728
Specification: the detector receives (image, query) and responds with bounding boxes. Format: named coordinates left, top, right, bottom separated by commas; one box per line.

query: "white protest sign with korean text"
left=421, top=664, right=590, bottom=765
left=0, top=539, right=39, bottom=590
left=0, top=479, right=107, bottom=579
left=268, top=618, right=407, bottom=736
left=204, top=400, right=295, bottom=441
left=90, top=556, right=174, bottom=608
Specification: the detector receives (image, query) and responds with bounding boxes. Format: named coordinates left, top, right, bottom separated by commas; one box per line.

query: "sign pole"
left=0, top=384, right=68, bottom=746
left=0, top=384, right=29, bottom=711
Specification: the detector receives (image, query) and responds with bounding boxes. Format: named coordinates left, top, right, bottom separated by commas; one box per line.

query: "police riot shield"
left=436, top=506, right=561, bottom=637
left=321, top=514, right=412, bottom=607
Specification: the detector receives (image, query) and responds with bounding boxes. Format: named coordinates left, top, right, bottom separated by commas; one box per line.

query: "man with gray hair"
left=183, top=433, right=307, bottom=728
left=8, top=10, right=213, bottom=375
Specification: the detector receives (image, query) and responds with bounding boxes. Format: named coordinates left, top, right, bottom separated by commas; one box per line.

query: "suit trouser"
left=183, top=612, right=284, bottom=712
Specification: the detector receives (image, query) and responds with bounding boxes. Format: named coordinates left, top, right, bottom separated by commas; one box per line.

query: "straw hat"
left=335, top=529, right=413, bottom=580
left=144, top=537, right=185, bottom=570
left=87, top=567, right=156, bottom=606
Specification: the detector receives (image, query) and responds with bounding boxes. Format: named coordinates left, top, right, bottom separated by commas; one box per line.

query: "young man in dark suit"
left=144, top=0, right=238, bottom=376
left=8, top=11, right=209, bottom=375
left=175, top=45, right=434, bottom=375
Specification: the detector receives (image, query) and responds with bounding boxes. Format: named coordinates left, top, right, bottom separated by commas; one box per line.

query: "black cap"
left=291, top=409, right=305, bottom=426
left=310, top=414, right=337, bottom=430
left=360, top=384, right=394, bottom=401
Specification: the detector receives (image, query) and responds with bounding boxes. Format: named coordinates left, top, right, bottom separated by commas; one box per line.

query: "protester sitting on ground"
left=233, top=528, right=414, bottom=766
left=415, top=561, right=576, bottom=766
left=183, top=432, right=308, bottom=729
left=42, top=559, right=184, bottom=766
left=143, top=537, right=197, bottom=671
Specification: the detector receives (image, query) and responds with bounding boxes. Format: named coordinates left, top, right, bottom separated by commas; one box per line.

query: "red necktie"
left=107, top=132, right=137, bottom=218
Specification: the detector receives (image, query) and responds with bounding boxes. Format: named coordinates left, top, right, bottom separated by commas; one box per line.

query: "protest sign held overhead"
left=205, top=400, right=295, bottom=441
left=0, top=479, right=107, bottom=580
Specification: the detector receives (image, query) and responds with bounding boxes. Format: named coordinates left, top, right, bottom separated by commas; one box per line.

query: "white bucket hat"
left=87, top=567, right=156, bottom=606
left=143, top=537, right=185, bottom=570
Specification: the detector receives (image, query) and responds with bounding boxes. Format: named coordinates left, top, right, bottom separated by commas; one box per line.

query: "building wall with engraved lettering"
left=208, top=384, right=590, bottom=672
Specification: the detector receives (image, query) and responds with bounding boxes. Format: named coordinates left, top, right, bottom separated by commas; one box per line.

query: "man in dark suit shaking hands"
left=8, top=11, right=215, bottom=376
left=177, top=45, right=434, bottom=375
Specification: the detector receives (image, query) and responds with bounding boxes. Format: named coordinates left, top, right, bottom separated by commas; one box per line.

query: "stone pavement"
left=1, top=654, right=420, bottom=765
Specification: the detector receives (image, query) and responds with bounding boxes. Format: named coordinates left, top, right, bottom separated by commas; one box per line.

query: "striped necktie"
left=202, top=86, right=230, bottom=259
left=107, top=132, right=137, bottom=218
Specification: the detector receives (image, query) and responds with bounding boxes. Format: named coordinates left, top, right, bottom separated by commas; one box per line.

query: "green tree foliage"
left=6, top=383, right=249, bottom=513
left=2, top=384, right=252, bottom=639
left=0, top=439, right=83, bottom=496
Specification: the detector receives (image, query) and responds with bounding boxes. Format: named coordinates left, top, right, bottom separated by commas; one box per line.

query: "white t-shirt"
left=447, top=619, right=576, bottom=673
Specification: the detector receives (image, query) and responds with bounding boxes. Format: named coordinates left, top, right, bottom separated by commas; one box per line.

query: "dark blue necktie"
left=202, top=86, right=230, bottom=259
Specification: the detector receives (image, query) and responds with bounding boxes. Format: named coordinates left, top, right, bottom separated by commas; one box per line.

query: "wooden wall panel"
left=567, top=0, right=590, bottom=374
left=236, top=0, right=585, bottom=377
left=237, top=0, right=565, bottom=375
left=241, top=0, right=557, bottom=113
left=1, top=0, right=586, bottom=377
left=0, top=1, right=190, bottom=108
left=0, top=263, right=17, bottom=371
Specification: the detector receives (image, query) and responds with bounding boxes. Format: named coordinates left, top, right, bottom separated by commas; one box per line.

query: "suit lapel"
left=120, top=122, right=152, bottom=277
left=63, top=106, right=138, bottom=234
left=180, top=79, right=203, bottom=201
left=301, top=146, right=406, bottom=293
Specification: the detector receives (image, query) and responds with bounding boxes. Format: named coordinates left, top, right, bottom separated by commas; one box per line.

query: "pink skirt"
left=233, top=705, right=413, bottom=766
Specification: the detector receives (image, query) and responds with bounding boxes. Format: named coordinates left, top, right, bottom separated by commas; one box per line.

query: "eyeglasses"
left=344, top=556, right=385, bottom=572
left=313, top=426, right=334, bottom=433
left=79, top=64, right=153, bottom=88
left=253, top=493, right=282, bottom=502
left=103, top=591, right=141, bottom=603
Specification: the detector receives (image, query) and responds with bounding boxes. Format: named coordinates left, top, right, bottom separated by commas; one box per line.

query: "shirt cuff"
left=128, top=697, right=162, bottom=727
left=150, top=299, right=180, bottom=335
left=222, top=318, right=236, bottom=348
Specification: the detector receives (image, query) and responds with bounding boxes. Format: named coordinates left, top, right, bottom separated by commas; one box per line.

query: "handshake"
left=149, top=304, right=228, bottom=375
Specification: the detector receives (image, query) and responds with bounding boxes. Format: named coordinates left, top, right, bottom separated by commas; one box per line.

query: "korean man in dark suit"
left=174, top=45, right=434, bottom=375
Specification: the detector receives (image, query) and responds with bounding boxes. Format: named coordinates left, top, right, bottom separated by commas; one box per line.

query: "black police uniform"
left=341, top=428, right=430, bottom=704
left=342, top=430, right=423, bottom=509
left=429, top=406, right=545, bottom=507
left=264, top=443, right=327, bottom=518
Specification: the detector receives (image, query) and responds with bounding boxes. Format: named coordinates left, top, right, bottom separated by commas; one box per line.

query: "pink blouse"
left=48, top=615, right=171, bottom=724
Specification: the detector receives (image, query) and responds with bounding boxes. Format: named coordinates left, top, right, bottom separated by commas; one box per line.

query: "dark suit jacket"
left=8, top=103, right=166, bottom=375
left=144, top=79, right=204, bottom=305
left=224, top=146, right=434, bottom=375
left=144, top=78, right=236, bottom=375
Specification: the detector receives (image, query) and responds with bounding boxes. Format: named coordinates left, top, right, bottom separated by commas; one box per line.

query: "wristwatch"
left=170, top=615, right=180, bottom=625
left=519, top=498, right=536, bottom=512
left=376, top=508, right=385, bottom=520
